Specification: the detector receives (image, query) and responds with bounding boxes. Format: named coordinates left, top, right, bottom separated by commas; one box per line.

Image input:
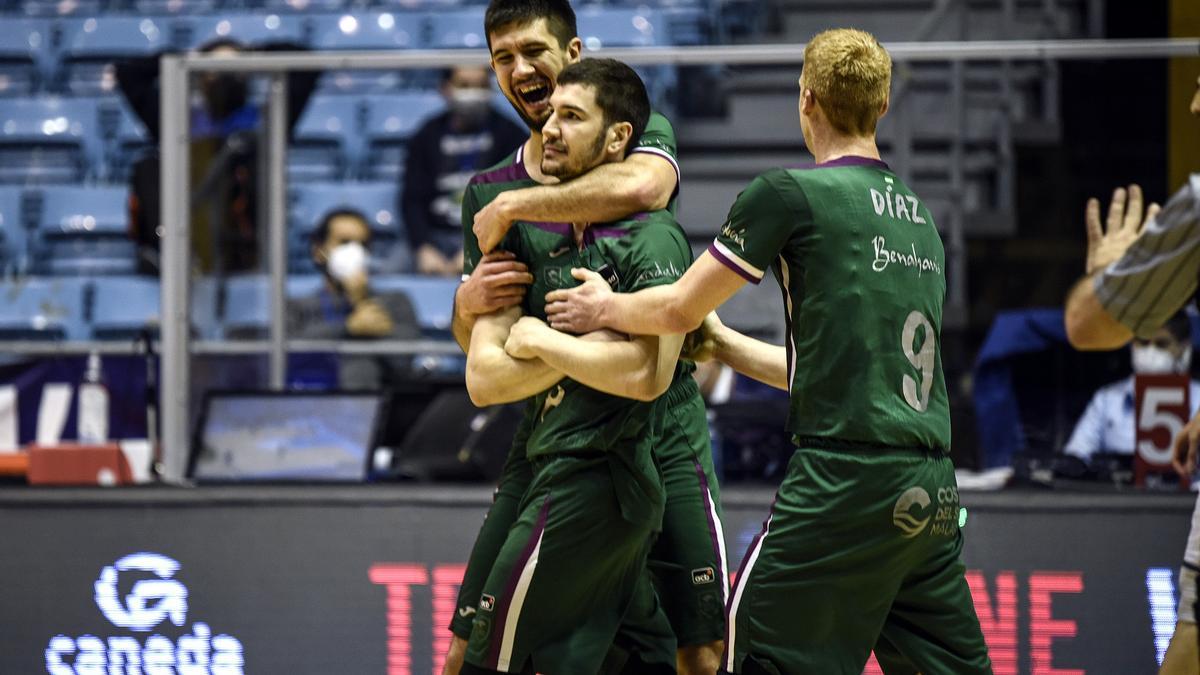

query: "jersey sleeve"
left=1094, top=174, right=1200, bottom=338
left=708, top=170, right=800, bottom=284
left=631, top=111, right=680, bottom=196
left=461, top=182, right=483, bottom=281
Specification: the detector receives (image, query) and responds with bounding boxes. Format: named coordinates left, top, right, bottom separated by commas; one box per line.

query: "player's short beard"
left=543, top=129, right=608, bottom=180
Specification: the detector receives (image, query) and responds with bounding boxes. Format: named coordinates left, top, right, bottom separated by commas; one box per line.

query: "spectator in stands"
left=1064, top=70, right=1200, bottom=675
left=117, top=39, right=317, bottom=275
left=401, top=65, right=525, bottom=277
left=288, top=208, right=421, bottom=389
left=1064, top=312, right=1200, bottom=463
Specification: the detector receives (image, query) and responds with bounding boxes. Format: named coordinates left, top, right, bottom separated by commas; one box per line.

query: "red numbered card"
left=1134, top=374, right=1191, bottom=489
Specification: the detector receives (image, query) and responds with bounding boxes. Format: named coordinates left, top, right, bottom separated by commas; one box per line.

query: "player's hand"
left=474, top=192, right=517, bottom=254
left=682, top=312, right=724, bottom=362
left=1172, top=411, right=1200, bottom=479
left=457, top=251, right=533, bottom=318
left=545, top=268, right=612, bottom=334
left=1084, top=184, right=1161, bottom=275
left=504, top=316, right=548, bottom=360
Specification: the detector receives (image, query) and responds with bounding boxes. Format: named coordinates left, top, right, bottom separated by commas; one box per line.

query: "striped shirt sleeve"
left=1094, top=174, right=1200, bottom=338
left=709, top=170, right=795, bottom=284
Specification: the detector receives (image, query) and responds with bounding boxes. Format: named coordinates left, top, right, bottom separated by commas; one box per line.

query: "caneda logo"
left=44, top=552, right=245, bottom=674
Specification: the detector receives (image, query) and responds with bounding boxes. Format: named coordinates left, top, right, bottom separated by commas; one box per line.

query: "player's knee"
left=677, top=640, right=724, bottom=675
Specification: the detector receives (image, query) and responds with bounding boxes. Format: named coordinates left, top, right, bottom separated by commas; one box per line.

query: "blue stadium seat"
left=219, top=273, right=269, bottom=338
left=34, top=184, right=137, bottom=275
left=99, top=95, right=152, bottom=182
left=288, top=180, right=407, bottom=273
left=177, top=14, right=307, bottom=49
left=309, top=12, right=425, bottom=93
left=425, top=9, right=488, bottom=49
left=362, top=91, right=443, bottom=180
left=263, top=0, right=347, bottom=13
left=132, top=0, right=218, bottom=16
left=89, top=276, right=161, bottom=340
left=0, top=187, right=29, bottom=273
left=290, top=94, right=360, bottom=182
left=577, top=7, right=662, bottom=48
left=19, top=0, right=103, bottom=16
left=0, top=19, right=52, bottom=96
left=372, top=274, right=457, bottom=333
left=0, top=96, right=101, bottom=184
left=0, top=276, right=89, bottom=340
left=57, top=17, right=169, bottom=96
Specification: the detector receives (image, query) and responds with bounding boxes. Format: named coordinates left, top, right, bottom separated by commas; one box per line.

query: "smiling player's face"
left=540, top=83, right=611, bottom=180
left=489, top=18, right=581, bottom=132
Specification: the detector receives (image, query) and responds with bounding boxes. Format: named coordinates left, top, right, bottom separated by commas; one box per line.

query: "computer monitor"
left=190, top=391, right=384, bottom=483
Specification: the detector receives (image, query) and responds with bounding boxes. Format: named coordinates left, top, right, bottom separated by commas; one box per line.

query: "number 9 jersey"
left=708, top=156, right=950, bottom=453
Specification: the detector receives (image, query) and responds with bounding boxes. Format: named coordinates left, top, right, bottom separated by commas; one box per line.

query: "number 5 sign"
left=1134, top=374, right=1191, bottom=488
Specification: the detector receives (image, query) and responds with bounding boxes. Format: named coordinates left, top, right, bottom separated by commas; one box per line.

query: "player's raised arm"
left=506, top=317, right=684, bottom=401
left=473, top=113, right=680, bottom=253
left=546, top=251, right=747, bottom=336
left=465, top=306, right=565, bottom=407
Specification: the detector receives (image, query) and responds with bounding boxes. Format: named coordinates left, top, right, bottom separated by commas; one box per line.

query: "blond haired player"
left=545, top=29, right=992, bottom=674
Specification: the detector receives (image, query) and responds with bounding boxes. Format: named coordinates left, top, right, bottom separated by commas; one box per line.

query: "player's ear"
left=879, top=95, right=890, bottom=119
left=608, top=121, right=633, bottom=155
left=566, top=37, right=582, bottom=63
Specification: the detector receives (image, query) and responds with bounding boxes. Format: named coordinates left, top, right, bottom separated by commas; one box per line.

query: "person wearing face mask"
left=401, top=66, right=525, bottom=277
left=116, top=38, right=318, bottom=275
left=286, top=209, right=421, bottom=389
left=1063, top=312, right=1200, bottom=464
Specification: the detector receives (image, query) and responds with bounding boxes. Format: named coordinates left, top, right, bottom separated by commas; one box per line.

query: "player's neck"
left=809, top=131, right=882, bottom=165
left=522, top=133, right=559, bottom=185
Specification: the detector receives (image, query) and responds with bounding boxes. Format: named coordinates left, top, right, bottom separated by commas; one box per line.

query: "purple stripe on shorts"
left=707, top=243, right=761, bottom=284
left=692, top=458, right=726, bottom=594
left=487, top=493, right=552, bottom=670
left=725, top=493, right=778, bottom=645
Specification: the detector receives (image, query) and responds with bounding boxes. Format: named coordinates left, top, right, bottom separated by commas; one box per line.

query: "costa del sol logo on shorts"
left=479, top=594, right=496, bottom=612
left=691, top=567, right=716, bottom=586
left=892, top=487, right=932, bottom=539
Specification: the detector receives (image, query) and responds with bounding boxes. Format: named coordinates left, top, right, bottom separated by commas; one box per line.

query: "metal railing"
left=157, top=37, right=1200, bottom=481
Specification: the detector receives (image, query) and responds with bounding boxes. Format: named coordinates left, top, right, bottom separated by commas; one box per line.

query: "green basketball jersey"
left=462, top=111, right=680, bottom=277
left=711, top=157, right=950, bottom=452
left=506, top=210, right=694, bottom=458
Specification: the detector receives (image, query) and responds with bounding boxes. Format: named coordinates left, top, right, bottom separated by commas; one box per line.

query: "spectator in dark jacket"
left=401, top=65, right=525, bottom=276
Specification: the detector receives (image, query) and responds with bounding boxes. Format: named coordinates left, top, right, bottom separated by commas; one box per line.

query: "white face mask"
left=1132, top=344, right=1192, bottom=375
left=326, top=241, right=368, bottom=282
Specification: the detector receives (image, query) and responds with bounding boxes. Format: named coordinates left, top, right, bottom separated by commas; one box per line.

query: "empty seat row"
left=0, top=181, right=419, bottom=275
left=10, top=0, right=709, bottom=18
left=0, top=8, right=708, bottom=96
left=0, top=272, right=458, bottom=340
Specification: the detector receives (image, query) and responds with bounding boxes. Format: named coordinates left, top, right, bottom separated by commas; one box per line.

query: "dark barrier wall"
left=0, top=487, right=1192, bottom=675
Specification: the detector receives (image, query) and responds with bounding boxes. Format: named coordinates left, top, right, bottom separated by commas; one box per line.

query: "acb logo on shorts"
left=691, top=567, right=716, bottom=585
left=479, top=594, right=496, bottom=612
left=892, top=487, right=932, bottom=539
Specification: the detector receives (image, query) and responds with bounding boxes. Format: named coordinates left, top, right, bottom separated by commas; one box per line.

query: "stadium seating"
left=287, top=179, right=407, bottom=273
left=308, top=12, right=426, bottom=92
left=0, top=276, right=89, bottom=340
left=57, top=17, right=169, bottom=95
left=33, top=184, right=137, bottom=275
left=0, top=19, right=52, bottom=96
left=0, top=187, right=30, bottom=274
left=89, top=275, right=161, bottom=339
left=361, top=90, right=443, bottom=180
left=176, top=13, right=307, bottom=49
left=372, top=274, right=456, bottom=333
left=425, top=8, right=488, bottom=49
left=290, top=93, right=360, bottom=182
left=0, top=96, right=102, bottom=184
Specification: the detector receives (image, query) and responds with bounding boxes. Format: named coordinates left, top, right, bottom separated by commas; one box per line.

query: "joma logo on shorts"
left=691, top=567, right=716, bottom=585
left=892, top=487, right=932, bottom=539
